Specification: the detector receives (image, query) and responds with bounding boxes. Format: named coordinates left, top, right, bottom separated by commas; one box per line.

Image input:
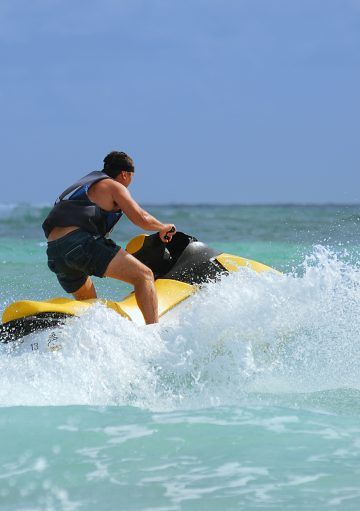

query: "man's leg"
left=73, top=277, right=97, bottom=300
left=104, top=248, right=158, bottom=325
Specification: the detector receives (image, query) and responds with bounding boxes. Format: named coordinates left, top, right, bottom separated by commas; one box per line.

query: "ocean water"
left=1, top=204, right=360, bottom=510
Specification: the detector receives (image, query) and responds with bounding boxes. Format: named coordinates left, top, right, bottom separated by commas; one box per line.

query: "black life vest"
left=42, top=171, right=123, bottom=238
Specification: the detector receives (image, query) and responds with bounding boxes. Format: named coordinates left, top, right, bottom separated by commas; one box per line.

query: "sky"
left=0, top=0, right=360, bottom=204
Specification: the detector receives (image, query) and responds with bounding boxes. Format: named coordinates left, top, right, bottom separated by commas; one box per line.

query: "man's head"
left=103, top=151, right=135, bottom=188
left=103, top=151, right=135, bottom=186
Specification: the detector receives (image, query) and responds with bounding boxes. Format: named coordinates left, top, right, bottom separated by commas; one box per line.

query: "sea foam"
left=1, top=246, right=360, bottom=410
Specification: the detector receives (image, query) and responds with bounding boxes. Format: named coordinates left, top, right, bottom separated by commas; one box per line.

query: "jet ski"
left=0, top=232, right=278, bottom=347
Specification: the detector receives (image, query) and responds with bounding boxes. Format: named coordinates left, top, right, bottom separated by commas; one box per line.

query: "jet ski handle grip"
left=163, top=226, right=176, bottom=241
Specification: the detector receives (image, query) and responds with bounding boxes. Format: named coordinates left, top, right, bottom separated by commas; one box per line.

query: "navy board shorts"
left=46, top=229, right=121, bottom=293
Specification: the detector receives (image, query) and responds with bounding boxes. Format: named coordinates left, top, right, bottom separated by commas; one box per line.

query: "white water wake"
left=1, top=246, right=360, bottom=409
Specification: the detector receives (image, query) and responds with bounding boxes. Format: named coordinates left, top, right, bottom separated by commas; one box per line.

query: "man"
left=42, top=151, right=176, bottom=325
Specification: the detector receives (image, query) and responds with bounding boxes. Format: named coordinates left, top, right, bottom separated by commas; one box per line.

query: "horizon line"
left=0, top=201, right=360, bottom=208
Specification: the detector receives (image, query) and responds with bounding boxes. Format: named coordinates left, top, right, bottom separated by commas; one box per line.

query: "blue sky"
left=1, top=0, right=360, bottom=204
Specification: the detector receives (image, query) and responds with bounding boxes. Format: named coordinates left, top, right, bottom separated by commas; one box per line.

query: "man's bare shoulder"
left=93, top=178, right=128, bottom=194
left=87, top=178, right=130, bottom=210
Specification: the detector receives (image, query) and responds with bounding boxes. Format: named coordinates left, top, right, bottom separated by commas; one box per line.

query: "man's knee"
left=134, top=264, right=154, bottom=284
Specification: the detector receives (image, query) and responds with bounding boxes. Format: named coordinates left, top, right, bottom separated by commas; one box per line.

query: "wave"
left=0, top=203, right=50, bottom=221
left=1, top=246, right=360, bottom=411
left=0, top=204, right=51, bottom=239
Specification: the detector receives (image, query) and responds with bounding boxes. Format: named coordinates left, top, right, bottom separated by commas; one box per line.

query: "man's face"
left=117, top=171, right=133, bottom=188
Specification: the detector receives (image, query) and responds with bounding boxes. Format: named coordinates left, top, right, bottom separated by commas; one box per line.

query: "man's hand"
left=159, top=225, right=176, bottom=243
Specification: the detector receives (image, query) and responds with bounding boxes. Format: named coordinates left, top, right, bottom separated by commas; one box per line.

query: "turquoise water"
left=1, top=204, right=360, bottom=510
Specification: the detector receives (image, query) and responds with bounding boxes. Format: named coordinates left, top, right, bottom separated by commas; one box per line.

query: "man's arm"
left=111, top=181, right=176, bottom=242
